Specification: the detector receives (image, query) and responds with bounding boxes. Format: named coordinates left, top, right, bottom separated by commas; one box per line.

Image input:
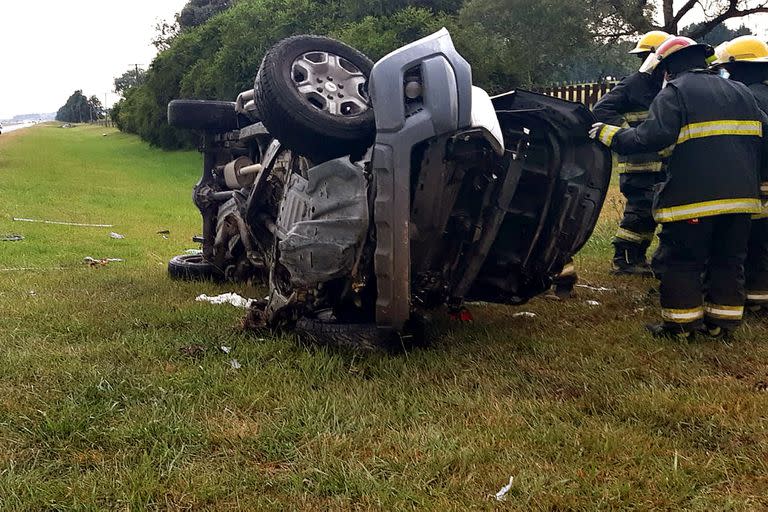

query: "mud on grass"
left=1, top=124, right=768, bottom=509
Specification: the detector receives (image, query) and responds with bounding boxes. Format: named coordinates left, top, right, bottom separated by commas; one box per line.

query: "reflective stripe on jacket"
left=607, top=70, right=768, bottom=223
left=592, top=72, right=664, bottom=174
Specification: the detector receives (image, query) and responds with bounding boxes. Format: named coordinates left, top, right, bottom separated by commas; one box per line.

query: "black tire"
left=295, top=319, right=399, bottom=352
left=254, top=35, right=375, bottom=161
left=168, top=254, right=219, bottom=281
left=167, top=100, right=239, bottom=133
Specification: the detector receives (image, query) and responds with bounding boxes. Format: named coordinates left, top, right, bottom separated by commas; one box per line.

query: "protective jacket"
left=599, top=70, right=768, bottom=223
left=593, top=72, right=664, bottom=173
left=749, top=81, right=768, bottom=211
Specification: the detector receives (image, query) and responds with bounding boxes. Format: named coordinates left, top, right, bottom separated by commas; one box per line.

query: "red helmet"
left=639, top=36, right=696, bottom=73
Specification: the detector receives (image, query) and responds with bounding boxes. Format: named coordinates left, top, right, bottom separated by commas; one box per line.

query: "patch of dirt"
left=179, top=344, right=206, bottom=358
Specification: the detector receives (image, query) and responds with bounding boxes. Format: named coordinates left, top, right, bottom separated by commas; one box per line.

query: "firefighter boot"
left=612, top=242, right=653, bottom=277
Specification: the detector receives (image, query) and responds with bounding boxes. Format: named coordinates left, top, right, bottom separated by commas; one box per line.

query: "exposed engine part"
left=235, top=89, right=256, bottom=115
left=276, top=157, right=370, bottom=287
left=223, top=156, right=262, bottom=189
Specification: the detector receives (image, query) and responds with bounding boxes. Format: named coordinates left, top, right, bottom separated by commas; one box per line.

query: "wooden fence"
left=532, top=81, right=618, bottom=109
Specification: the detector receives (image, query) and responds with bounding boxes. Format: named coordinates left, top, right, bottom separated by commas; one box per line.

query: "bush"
left=115, top=0, right=635, bottom=149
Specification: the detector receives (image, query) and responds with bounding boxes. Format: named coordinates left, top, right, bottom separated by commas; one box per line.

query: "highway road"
left=1, top=121, right=36, bottom=133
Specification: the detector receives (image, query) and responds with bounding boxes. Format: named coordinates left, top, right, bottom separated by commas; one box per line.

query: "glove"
left=590, top=122, right=621, bottom=147
left=588, top=122, right=604, bottom=140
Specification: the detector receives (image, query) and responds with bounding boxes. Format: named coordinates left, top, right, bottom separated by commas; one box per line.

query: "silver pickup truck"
left=167, top=29, right=611, bottom=350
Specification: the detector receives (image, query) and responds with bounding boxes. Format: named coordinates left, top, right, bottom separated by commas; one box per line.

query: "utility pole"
left=130, top=64, right=144, bottom=85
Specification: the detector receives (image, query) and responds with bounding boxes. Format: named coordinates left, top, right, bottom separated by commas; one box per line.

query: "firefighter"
left=593, top=31, right=671, bottom=276
left=712, top=36, right=768, bottom=314
left=590, top=36, right=768, bottom=338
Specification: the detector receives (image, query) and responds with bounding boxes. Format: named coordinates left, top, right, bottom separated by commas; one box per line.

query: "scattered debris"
left=109, top=232, right=126, bottom=239
left=13, top=217, right=113, bottom=228
left=196, top=293, right=254, bottom=308
left=185, top=249, right=203, bottom=255
left=29, top=290, right=36, bottom=296
left=0, top=234, right=24, bottom=242
left=83, top=257, right=124, bottom=267
left=179, top=344, right=206, bottom=358
left=586, top=300, right=601, bottom=307
left=513, top=312, right=537, bottom=318
left=494, top=476, right=514, bottom=502
left=576, top=284, right=616, bottom=293
left=0, top=267, right=65, bottom=272
left=229, top=359, right=242, bottom=370
left=220, top=346, right=232, bottom=354
left=157, top=229, right=171, bottom=240
left=60, top=123, right=72, bottom=128
left=755, top=381, right=768, bottom=392
left=449, top=307, right=474, bottom=323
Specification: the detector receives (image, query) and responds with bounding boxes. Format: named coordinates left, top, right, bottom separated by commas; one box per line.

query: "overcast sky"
left=0, top=1, right=766, bottom=120
left=0, top=0, right=187, bottom=119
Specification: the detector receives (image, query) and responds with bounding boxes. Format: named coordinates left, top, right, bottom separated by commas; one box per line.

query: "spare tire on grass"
left=168, top=254, right=220, bottom=281
left=254, top=35, right=375, bottom=161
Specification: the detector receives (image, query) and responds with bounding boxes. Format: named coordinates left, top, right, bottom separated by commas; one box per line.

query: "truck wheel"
left=254, top=35, right=375, bottom=161
left=168, top=254, right=220, bottom=281
left=295, top=319, right=396, bottom=352
left=295, top=315, right=427, bottom=353
left=167, top=100, right=239, bottom=132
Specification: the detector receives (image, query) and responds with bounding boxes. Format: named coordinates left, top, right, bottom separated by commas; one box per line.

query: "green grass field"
left=1, top=124, right=767, bottom=510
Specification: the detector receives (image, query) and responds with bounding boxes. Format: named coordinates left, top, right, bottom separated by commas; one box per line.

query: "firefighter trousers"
left=746, top=218, right=768, bottom=306
left=613, top=172, right=664, bottom=265
left=651, top=214, right=751, bottom=332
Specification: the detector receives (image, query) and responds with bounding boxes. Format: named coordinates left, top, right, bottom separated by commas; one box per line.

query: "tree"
left=152, top=20, right=181, bottom=51
left=114, top=66, right=147, bottom=95
left=179, top=0, right=235, bottom=28
left=661, top=0, right=767, bottom=38
left=600, top=0, right=768, bottom=40
left=454, top=0, right=600, bottom=88
left=152, top=0, right=234, bottom=49
left=681, top=21, right=753, bottom=46
left=89, top=95, right=105, bottom=120
left=56, top=90, right=103, bottom=123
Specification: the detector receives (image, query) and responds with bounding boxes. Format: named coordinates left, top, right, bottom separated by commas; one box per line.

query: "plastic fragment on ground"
left=196, top=293, right=254, bottom=309
left=576, top=284, right=616, bottom=292
left=13, top=217, right=113, bottom=228
left=83, top=257, right=124, bottom=267
left=494, top=476, right=514, bottom=501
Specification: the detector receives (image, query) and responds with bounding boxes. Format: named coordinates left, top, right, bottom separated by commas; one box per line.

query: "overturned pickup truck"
left=167, top=30, right=611, bottom=349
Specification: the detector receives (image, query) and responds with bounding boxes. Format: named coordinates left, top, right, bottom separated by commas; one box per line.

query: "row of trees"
left=111, top=0, right=764, bottom=149
left=55, top=91, right=104, bottom=123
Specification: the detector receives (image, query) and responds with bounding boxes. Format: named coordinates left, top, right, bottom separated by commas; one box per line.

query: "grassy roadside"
left=0, top=124, right=767, bottom=510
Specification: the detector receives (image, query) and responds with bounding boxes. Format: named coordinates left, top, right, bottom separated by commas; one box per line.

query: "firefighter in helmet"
left=593, top=31, right=672, bottom=276
left=591, top=37, right=768, bottom=338
left=712, top=36, right=768, bottom=315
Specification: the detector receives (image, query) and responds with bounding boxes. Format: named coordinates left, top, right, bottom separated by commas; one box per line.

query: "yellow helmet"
left=712, top=35, right=768, bottom=64
left=630, top=30, right=673, bottom=55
